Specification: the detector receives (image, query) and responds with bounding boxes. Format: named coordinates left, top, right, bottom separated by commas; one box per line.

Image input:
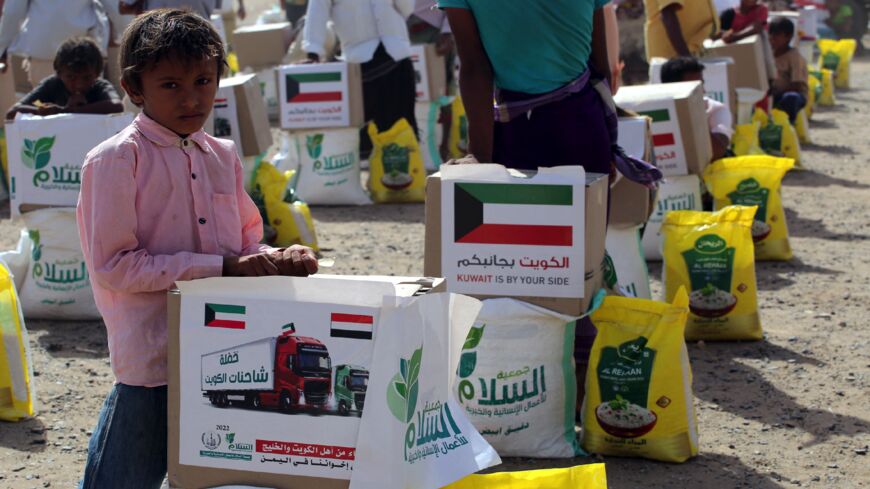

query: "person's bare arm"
left=724, top=21, right=764, bottom=43
left=445, top=8, right=494, bottom=162
left=661, top=4, right=691, bottom=56
left=65, top=100, right=125, bottom=115
left=590, top=6, right=611, bottom=86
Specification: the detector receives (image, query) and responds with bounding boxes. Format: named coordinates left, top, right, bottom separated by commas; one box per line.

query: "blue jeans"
left=774, top=91, right=807, bottom=124
left=80, top=384, right=167, bottom=489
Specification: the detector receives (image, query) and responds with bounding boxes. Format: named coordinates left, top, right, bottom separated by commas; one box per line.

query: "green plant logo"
left=28, top=229, right=42, bottom=262
left=386, top=346, right=422, bottom=423
left=458, top=324, right=484, bottom=379
left=225, top=433, right=235, bottom=445
left=21, top=137, right=55, bottom=170
left=306, top=134, right=324, bottom=160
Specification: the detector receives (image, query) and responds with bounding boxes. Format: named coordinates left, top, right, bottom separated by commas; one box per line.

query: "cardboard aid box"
left=610, top=116, right=655, bottom=227
left=409, top=44, right=447, bottom=102
left=232, top=22, right=292, bottom=70
left=614, top=81, right=712, bottom=177
left=649, top=56, right=738, bottom=127
left=5, top=113, right=134, bottom=217
left=168, top=275, right=445, bottom=489
left=278, top=62, right=364, bottom=130
left=424, top=164, right=608, bottom=316
left=641, top=174, right=703, bottom=261
left=214, top=73, right=273, bottom=157
left=705, top=35, right=771, bottom=93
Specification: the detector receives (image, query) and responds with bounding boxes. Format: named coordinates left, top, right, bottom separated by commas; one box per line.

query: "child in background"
left=719, top=0, right=768, bottom=43
left=5, top=37, right=123, bottom=120
left=77, top=10, right=317, bottom=488
left=768, top=17, right=808, bottom=123
left=661, top=56, right=733, bottom=161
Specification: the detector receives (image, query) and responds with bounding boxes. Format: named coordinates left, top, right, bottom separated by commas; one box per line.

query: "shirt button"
left=182, top=139, right=191, bottom=148
left=191, top=173, right=197, bottom=180
left=199, top=217, right=207, bottom=224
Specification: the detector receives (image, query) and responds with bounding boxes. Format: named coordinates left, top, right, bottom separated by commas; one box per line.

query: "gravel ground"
left=0, top=3, right=868, bottom=487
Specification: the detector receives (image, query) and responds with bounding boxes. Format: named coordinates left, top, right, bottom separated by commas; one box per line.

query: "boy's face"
left=59, top=68, right=99, bottom=97
left=769, top=32, right=791, bottom=51
left=126, top=56, right=218, bottom=136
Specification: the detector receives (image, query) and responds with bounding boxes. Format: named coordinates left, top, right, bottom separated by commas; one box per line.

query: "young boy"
left=76, top=9, right=317, bottom=488
left=719, top=0, right=768, bottom=43
left=768, top=17, right=808, bottom=123
left=661, top=56, right=733, bottom=161
left=5, top=37, right=123, bottom=120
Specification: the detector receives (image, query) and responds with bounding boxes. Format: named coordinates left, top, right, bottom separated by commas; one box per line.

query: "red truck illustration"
left=201, top=326, right=332, bottom=412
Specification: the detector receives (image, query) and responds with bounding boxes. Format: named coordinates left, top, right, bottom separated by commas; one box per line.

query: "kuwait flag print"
left=330, top=313, right=374, bottom=340
left=454, top=182, right=574, bottom=246
left=285, top=71, right=343, bottom=103
left=637, top=108, right=677, bottom=147
left=204, top=303, right=246, bottom=329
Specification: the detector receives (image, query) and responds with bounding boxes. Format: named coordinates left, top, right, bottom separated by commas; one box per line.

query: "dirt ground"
left=1, top=3, right=869, bottom=489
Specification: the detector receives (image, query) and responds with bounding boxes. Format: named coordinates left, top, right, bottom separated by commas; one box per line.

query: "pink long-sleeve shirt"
left=77, top=113, right=269, bottom=387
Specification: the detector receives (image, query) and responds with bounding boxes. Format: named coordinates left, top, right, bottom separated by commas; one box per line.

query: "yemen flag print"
left=330, top=313, right=374, bottom=340
left=454, top=182, right=574, bottom=246
left=204, top=303, right=246, bottom=329
left=285, top=71, right=343, bottom=103
left=637, top=109, right=677, bottom=147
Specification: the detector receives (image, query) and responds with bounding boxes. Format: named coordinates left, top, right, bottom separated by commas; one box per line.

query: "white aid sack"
left=20, top=209, right=100, bottom=320
left=642, top=175, right=702, bottom=261
left=605, top=225, right=652, bottom=299
left=293, top=128, right=371, bottom=206
left=456, top=298, right=580, bottom=458
left=415, top=101, right=445, bottom=171
left=351, top=293, right=500, bottom=489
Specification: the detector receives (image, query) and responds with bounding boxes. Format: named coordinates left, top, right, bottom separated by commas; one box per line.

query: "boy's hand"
left=223, top=254, right=280, bottom=277
left=270, top=245, right=318, bottom=276
left=67, top=93, right=87, bottom=108
left=36, top=104, right=62, bottom=116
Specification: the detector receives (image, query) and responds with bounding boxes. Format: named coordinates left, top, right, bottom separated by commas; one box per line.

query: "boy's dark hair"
left=120, top=8, right=226, bottom=94
left=769, top=17, right=795, bottom=38
left=53, top=37, right=104, bottom=75
left=660, top=56, right=705, bottom=84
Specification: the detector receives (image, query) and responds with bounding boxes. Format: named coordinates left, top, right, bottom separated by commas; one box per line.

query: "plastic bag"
left=818, top=39, right=857, bottom=89
left=810, top=69, right=835, bottom=106
left=731, top=122, right=765, bottom=156
left=416, top=99, right=449, bottom=171
left=605, top=226, right=651, bottom=299
left=294, top=128, right=371, bottom=206
left=0, top=262, right=34, bottom=421
left=367, top=118, right=426, bottom=203
left=456, top=299, right=580, bottom=458
left=252, top=161, right=319, bottom=251
left=806, top=75, right=820, bottom=118
left=758, top=109, right=801, bottom=165
left=20, top=208, right=101, bottom=320
left=795, top=109, right=810, bottom=145
left=662, top=206, right=762, bottom=341
left=448, top=96, right=468, bottom=159
left=583, top=291, right=697, bottom=463
left=703, top=156, right=794, bottom=261
left=445, top=464, right=608, bottom=489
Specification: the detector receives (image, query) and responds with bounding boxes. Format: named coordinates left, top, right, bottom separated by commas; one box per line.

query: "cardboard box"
left=6, top=113, right=134, bottom=217
left=278, top=62, right=364, bottom=130
left=410, top=44, right=447, bottom=102
left=233, top=23, right=292, bottom=70
left=641, top=174, right=703, bottom=261
left=606, top=224, right=652, bottom=300
left=610, top=117, right=654, bottom=227
left=614, top=81, right=712, bottom=177
left=215, top=73, right=273, bottom=157
left=424, top=165, right=608, bottom=316
left=650, top=56, right=737, bottom=126
left=168, top=275, right=445, bottom=489
left=705, top=35, right=770, bottom=93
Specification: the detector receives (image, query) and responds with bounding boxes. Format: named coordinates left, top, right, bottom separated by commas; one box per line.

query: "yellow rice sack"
left=253, top=162, right=319, bottom=251
left=446, top=464, right=608, bottom=489
left=731, top=122, right=765, bottom=156
left=662, top=206, right=761, bottom=341
left=0, top=262, right=34, bottom=422
left=758, top=109, right=801, bottom=165
left=810, top=69, right=836, bottom=106
left=795, top=109, right=810, bottom=145
left=448, top=95, right=469, bottom=159
left=703, top=156, right=795, bottom=261
left=806, top=75, right=820, bottom=118
left=367, top=118, right=426, bottom=203
left=582, top=291, right=697, bottom=463
left=818, top=39, right=857, bottom=89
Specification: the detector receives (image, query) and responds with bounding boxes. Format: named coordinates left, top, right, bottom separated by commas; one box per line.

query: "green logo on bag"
left=21, top=137, right=54, bottom=170
left=306, top=134, right=323, bottom=159
left=822, top=52, right=840, bottom=71
left=694, top=234, right=727, bottom=254
left=387, top=346, right=422, bottom=423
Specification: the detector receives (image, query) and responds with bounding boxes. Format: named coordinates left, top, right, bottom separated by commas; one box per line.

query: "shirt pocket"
left=212, top=193, right=243, bottom=254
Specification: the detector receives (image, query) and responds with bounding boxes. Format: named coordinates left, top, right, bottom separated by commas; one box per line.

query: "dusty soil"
left=1, top=4, right=869, bottom=488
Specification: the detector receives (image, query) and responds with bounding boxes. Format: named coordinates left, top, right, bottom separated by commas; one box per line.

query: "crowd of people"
left=0, top=1, right=862, bottom=487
